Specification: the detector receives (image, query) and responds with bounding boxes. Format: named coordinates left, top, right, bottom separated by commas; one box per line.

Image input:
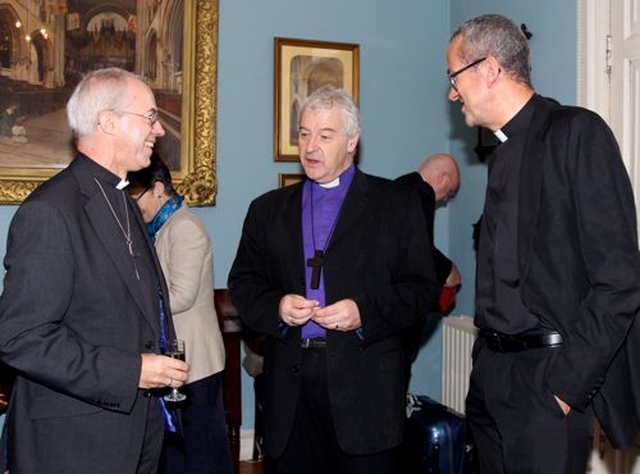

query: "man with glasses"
left=447, top=14, right=640, bottom=474
left=448, top=57, right=486, bottom=90
left=121, top=109, right=160, bottom=127
left=0, top=67, right=189, bottom=473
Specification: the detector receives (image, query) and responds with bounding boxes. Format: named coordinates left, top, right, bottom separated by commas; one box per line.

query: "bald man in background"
left=397, top=153, right=461, bottom=291
left=397, top=153, right=461, bottom=388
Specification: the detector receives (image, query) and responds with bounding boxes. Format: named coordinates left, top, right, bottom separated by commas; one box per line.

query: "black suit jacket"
left=229, top=169, right=439, bottom=456
left=0, top=155, right=174, bottom=473
left=515, top=95, right=640, bottom=448
left=396, top=172, right=453, bottom=285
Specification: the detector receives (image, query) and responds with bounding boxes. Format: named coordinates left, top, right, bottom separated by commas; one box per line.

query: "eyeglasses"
left=133, top=187, right=150, bottom=201
left=119, top=109, right=159, bottom=126
left=448, top=57, right=487, bottom=90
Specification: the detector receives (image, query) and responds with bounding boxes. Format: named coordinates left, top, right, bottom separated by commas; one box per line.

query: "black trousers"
left=268, top=348, right=400, bottom=474
left=137, top=397, right=165, bottom=474
left=160, top=373, right=233, bottom=474
left=466, top=338, right=595, bottom=474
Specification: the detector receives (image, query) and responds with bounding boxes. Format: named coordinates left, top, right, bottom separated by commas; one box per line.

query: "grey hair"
left=66, top=67, right=141, bottom=137
left=451, top=14, right=532, bottom=87
left=299, top=86, right=361, bottom=138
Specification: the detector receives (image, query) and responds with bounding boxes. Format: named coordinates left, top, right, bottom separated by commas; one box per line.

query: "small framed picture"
left=279, top=173, right=305, bottom=188
left=274, top=37, right=359, bottom=162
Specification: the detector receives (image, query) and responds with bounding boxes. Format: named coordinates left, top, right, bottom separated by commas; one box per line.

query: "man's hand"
left=0, top=392, right=8, bottom=412
left=554, top=395, right=571, bottom=415
left=279, top=294, right=319, bottom=326
left=445, top=263, right=462, bottom=288
left=139, top=353, right=189, bottom=390
left=313, top=298, right=361, bottom=331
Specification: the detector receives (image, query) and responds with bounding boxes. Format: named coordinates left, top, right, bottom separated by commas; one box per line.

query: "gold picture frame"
left=274, top=37, right=359, bottom=162
left=279, top=173, right=305, bottom=188
left=0, top=0, right=218, bottom=206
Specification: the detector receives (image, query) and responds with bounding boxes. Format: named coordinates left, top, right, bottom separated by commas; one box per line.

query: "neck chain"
left=306, top=184, right=343, bottom=289
left=94, top=177, right=140, bottom=280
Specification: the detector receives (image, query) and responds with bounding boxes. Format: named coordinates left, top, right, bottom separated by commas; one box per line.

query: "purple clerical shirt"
left=301, top=165, right=355, bottom=339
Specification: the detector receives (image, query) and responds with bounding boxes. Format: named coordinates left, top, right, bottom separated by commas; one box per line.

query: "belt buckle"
left=495, top=334, right=505, bottom=352
left=300, top=338, right=326, bottom=349
left=486, top=331, right=503, bottom=352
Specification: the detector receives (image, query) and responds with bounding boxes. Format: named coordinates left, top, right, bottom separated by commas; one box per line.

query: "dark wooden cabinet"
left=214, top=288, right=243, bottom=474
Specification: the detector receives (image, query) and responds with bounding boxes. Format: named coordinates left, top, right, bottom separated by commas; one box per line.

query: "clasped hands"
left=280, top=294, right=361, bottom=332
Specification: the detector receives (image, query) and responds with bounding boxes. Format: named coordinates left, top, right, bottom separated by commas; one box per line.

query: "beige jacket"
left=154, top=205, right=225, bottom=383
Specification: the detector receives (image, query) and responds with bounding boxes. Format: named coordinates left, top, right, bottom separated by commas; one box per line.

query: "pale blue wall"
left=212, top=0, right=451, bottom=423
left=0, top=0, right=577, bottom=432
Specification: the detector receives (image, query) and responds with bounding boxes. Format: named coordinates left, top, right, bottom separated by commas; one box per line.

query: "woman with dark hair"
left=128, top=155, right=232, bottom=474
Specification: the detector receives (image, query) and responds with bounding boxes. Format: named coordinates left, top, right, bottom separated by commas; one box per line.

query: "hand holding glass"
left=164, top=339, right=187, bottom=402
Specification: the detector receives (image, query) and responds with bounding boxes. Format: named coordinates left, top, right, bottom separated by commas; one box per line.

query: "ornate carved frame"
left=0, top=0, right=218, bottom=206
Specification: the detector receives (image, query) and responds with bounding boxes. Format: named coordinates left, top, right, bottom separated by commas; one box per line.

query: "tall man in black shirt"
left=447, top=14, right=640, bottom=474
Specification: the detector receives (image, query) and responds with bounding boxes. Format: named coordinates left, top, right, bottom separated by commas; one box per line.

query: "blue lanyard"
left=157, top=290, right=178, bottom=432
left=159, top=292, right=168, bottom=353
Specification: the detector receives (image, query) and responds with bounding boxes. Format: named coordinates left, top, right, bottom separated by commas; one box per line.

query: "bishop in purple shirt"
left=229, top=86, right=439, bottom=474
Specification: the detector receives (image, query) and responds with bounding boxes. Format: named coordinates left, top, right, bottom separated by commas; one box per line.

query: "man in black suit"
left=397, top=153, right=462, bottom=299
left=229, top=86, right=439, bottom=474
left=0, top=68, right=189, bottom=474
left=447, top=14, right=640, bottom=474
left=396, top=153, right=462, bottom=388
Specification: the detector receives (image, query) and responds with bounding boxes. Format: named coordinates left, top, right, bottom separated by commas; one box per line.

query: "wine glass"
left=164, top=339, right=187, bottom=402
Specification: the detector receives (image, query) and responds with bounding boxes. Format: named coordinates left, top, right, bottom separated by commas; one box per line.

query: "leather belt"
left=480, top=329, right=563, bottom=352
left=300, top=338, right=326, bottom=349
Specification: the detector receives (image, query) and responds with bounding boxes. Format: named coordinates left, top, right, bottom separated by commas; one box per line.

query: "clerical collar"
left=77, top=153, right=123, bottom=189
left=320, top=177, right=340, bottom=189
left=116, top=179, right=129, bottom=190
left=314, top=164, right=356, bottom=190
left=493, top=129, right=508, bottom=143
left=494, top=94, right=537, bottom=145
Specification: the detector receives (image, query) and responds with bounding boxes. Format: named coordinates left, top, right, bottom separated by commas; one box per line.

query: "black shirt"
left=475, top=95, right=551, bottom=334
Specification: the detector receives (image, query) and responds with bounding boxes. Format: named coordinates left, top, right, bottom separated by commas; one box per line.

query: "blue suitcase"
left=403, top=394, right=474, bottom=474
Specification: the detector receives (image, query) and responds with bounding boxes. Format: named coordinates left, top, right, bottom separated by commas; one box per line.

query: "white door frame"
left=578, top=2, right=640, bottom=472
left=577, top=0, right=611, bottom=118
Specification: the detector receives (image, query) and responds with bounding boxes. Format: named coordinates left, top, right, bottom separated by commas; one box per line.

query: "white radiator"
left=441, top=316, right=477, bottom=414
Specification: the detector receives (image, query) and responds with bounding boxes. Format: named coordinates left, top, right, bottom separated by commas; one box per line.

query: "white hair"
left=66, top=68, right=141, bottom=137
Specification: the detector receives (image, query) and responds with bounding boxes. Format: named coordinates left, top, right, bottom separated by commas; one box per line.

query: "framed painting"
left=274, top=37, right=359, bottom=162
left=0, top=0, right=218, bottom=206
left=279, top=173, right=305, bottom=188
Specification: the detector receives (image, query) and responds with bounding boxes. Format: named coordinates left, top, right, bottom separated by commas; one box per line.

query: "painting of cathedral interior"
left=0, top=0, right=184, bottom=170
